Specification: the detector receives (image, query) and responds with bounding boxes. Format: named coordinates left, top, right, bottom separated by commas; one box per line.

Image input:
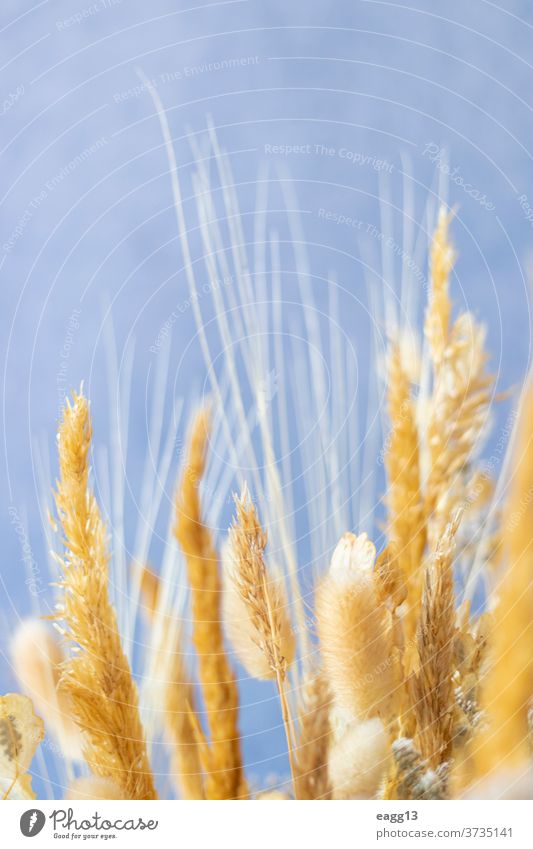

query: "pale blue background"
left=1, top=0, right=532, bottom=797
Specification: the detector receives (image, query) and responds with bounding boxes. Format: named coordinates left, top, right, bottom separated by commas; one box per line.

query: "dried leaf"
left=0, top=694, right=44, bottom=800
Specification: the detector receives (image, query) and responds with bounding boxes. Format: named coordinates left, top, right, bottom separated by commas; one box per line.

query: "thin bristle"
left=54, top=390, right=156, bottom=800
left=174, top=409, right=244, bottom=800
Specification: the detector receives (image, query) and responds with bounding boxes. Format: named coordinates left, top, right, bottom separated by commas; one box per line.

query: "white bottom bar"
left=2, top=800, right=530, bottom=848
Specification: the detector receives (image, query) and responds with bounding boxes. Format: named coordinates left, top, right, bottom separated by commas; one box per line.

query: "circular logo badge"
left=20, top=809, right=46, bottom=837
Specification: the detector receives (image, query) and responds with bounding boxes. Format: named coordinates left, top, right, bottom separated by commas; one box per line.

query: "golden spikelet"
left=427, top=315, right=493, bottom=544
left=174, top=408, right=244, bottom=800
left=473, top=387, right=533, bottom=780
left=423, top=209, right=494, bottom=548
left=316, top=533, right=401, bottom=722
left=54, top=390, right=156, bottom=800
left=67, top=777, right=123, bottom=800
left=11, top=619, right=83, bottom=758
left=412, top=514, right=460, bottom=769
left=225, top=486, right=295, bottom=681
left=328, top=714, right=390, bottom=800
left=226, top=484, right=297, bottom=794
left=293, top=669, right=331, bottom=800
left=385, top=344, right=426, bottom=640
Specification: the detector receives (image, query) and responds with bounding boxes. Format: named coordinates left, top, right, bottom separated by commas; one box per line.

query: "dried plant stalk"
left=11, top=619, right=82, bottom=758
left=54, top=391, right=156, bottom=800
left=412, top=514, right=460, bottom=770
left=316, top=533, right=401, bottom=722
left=0, top=693, right=44, bottom=800
left=138, top=565, right=204, bottom=799
left=293, top=669, right=331, bottom=800
left=385, top=344, right=426, bottom=641
left=474, top=387, right=533, bottom=778
left=226, top=485, right=297, bottom=794
left=165, top=646, right=205, bottom=800
left=174, top=409, right=244, bottom=800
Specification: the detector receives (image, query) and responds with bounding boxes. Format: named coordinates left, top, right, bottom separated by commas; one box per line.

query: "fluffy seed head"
left=328, top=716, right=390, bottom=799
left=316, top=533, right=400, bottom=721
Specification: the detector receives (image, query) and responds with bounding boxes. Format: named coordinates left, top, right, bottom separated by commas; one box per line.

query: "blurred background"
left=1, top=0, right=532, bottom=797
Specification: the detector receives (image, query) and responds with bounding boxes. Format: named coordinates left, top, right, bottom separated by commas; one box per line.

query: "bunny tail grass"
left=316, top=533, right=401, bottom=723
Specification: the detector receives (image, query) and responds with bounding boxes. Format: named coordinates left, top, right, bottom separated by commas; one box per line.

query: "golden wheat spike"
left=54, top=390, right=156, bottom=800
left=225, top=484, right=298, bottom=795
left=385, top=344, right=426, bottom=642
left=225, top=485, right=295, bottom=681
left=412, top=513, right=460, bottom=772
left=423, top=211, right=494, bottom=547
left=174, top=408, right=244, bottom=800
